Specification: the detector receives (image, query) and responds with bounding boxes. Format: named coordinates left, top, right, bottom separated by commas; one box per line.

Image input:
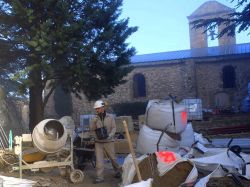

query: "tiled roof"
left=131, top=43, right=250, bottom=65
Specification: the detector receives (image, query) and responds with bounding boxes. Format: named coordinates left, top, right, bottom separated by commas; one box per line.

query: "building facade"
left=45, top=1, right=250, bottom=125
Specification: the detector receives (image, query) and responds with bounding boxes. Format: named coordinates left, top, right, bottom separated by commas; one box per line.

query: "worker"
left=90, top=100, right=121, bottom=184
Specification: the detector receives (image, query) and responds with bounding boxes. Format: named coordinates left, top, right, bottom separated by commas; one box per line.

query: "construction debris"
left=121, top=99, right=250, bottom=187
left=0, top=175, right=36, bottom=186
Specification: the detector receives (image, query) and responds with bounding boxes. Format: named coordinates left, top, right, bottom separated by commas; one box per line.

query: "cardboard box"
left=115, top=131, right=138, bottom=154
left=115, top=116, right=134, bottom=133
left=115, top=139, right=130, bottom=154
left=138, top=114, right=146, bottom=125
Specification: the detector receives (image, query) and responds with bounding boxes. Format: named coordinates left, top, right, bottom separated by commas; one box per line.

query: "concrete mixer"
left=12, top=118, right=84, bottom=183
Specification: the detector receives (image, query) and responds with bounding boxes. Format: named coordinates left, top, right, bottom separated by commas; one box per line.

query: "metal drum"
left=32, top=119, right=68, bottom=154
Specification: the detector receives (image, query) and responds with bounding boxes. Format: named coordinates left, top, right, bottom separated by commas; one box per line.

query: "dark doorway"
left=133, top=73, right=146, bottom=98
left=223, top=65, right=236, bottom=88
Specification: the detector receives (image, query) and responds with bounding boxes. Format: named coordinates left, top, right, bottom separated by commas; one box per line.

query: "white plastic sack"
left=180, top=122, right=195, bottom=147
left=124, top=178, right=152, bottom=187
left=192, top=149, right=250, bottom=186
left=146, top=99, right=187, bottom=133
left=0, top=176, right=36, bottom=187
left=194, top=165, right=226, bottom=187
left=191, top=150, right=250, bottom=175
left=194, top=133, right=209, bottom=144
left=121, top=154, right=148, bottom=186
left=243, top=164, right=250, bottom=179
left=136, top=125, right=180, bottom=154
left=156, top=151, right=183, bottom=176
left=155, top=152, right=198, bottom=184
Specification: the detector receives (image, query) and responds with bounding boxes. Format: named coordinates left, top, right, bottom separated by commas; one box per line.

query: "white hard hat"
left=93, top=100, right=105, bottom=109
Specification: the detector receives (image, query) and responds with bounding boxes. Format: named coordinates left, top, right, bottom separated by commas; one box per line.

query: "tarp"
left=124, top=178, right=152, bottom=187
left=121, top=154, right=148, bottom=186
left=0, top=175, right=36, bottom=187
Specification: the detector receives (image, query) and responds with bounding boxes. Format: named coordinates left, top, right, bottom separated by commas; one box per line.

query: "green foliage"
left=191, top=0, right=250, bottom=37
left=0, top=0, right=137, bottom=127
left=0, top=0, right=137, bottom=100
left=112, top=102, right=147, bottom=119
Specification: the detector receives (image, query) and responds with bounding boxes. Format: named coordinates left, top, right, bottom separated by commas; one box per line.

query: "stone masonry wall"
left=196, top=57, right=250, bottom=109
left=107, top=61, right=189, bottom=104
left=45, top=57, right=250, bottom=125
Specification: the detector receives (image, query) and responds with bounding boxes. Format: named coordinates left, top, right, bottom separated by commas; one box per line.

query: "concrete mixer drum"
left=44, top=121, right=64, bottom=140
left=32, top=119, right=68, bottom=154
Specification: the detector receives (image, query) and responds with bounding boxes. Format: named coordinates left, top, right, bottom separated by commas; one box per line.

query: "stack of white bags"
left=122, top=99, right=250, bottom=187
left=136, top=99, right=194, bottom=155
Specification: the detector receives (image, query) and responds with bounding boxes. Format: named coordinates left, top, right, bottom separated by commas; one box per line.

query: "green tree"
left=192, top=0, right=250, bottom=37
left=0, top=0, right=137, bottom=131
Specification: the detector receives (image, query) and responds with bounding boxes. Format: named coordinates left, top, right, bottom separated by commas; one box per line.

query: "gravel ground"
left=1, top=161, right=121, bottom=187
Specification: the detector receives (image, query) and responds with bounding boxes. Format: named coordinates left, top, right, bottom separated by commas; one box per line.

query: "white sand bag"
left=124, top=178, right=152, bottom=187
left=194, top=164, right=226, bottom=187
left=136, top=125, right=180, bottom=154
left=155, top=151, right=198, bottom=185
left=121, top=154, right=148, bottom=186
left=194, top=132, right=209, bottom=144
left=180, top=122, right=195, bottom=147
left=156, top=151, right=184, bottom=176
left=242, top=164, right=250, bottom=180
left=191, top=150, right=250, bottom=172
left=0, top=175, right=36, bottom=187
left=193, top=149, right=250, bottom=186
left=146, top=99, right=187, bottom=133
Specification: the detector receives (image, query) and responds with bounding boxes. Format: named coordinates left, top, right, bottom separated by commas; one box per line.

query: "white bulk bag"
left=180, top=122, right=195, bottom=148
left=136, top=125, right=180, bottom=154
left=0, top=175, right=36, bottom=187
left=191, top=150, right=250, bottom=174
left=124, top=178, right=152, bottom=187
left=155, top=152, right=198, bottom=185
left=122, top=154, right=148, bottom=186
left=146, top=99, right=187, bottom=133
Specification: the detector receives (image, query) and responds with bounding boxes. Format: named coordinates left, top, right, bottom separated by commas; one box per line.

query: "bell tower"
left=187, top=0, right=236, bottom=49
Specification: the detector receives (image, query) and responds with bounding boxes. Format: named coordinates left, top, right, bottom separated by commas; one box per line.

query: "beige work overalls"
left=90, top=113, right=120, bottom=179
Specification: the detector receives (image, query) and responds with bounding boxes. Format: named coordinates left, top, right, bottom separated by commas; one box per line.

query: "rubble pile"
left=121, top=99, right=250, bottom=187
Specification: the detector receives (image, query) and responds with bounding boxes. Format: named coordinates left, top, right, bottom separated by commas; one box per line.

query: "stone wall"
left=2, top=55, right=249, bottom=129
left=107, top=61, right=187, bottom=103
left=44, top=56, right=250, bottom=125
left=196, top=57, right=250, bottom=109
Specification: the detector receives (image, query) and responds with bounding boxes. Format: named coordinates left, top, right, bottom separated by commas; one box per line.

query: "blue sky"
left=121, top=0, right=250, bottom=55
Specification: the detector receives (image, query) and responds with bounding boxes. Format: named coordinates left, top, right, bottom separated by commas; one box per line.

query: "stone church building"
left=46, top=1, right=250, bottom=124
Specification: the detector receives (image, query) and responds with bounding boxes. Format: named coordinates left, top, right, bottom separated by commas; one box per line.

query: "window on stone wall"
left=133, top=73, right=146, bottom=98
left=223, top=65, right=236, bottom=88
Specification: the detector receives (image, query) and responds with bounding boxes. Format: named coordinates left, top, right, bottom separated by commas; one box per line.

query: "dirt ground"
left=1, top=160, right=121, bottom=187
